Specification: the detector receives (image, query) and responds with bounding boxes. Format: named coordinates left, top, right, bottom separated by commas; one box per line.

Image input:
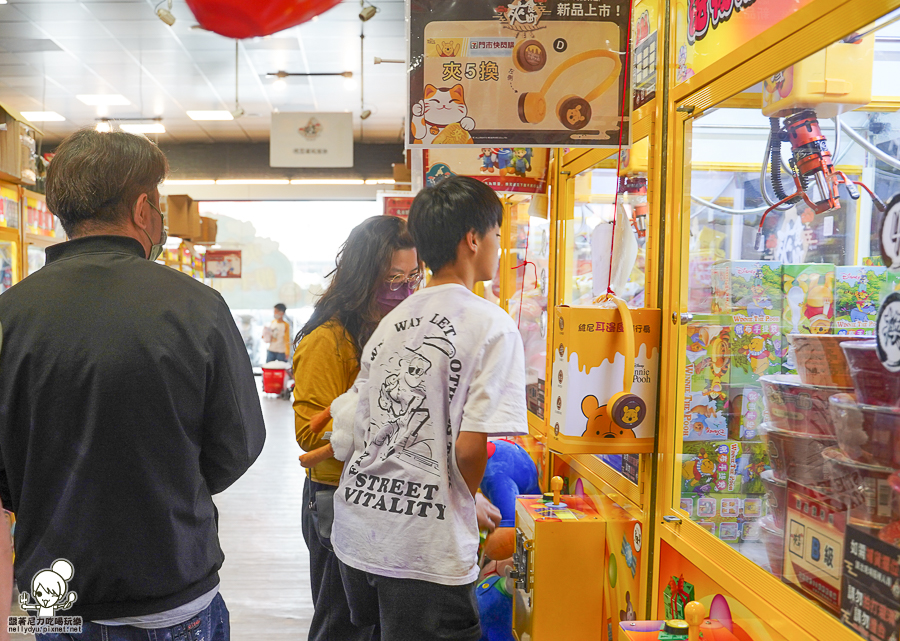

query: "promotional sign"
left=674, top=0, right=816, bottom=85
left=270, top=112, right=353, bottom=168
left=205, top=250, right=242, bottom=279
left=783, top=481, right=847, bottom=613
left=840, top=525, right=900, bottom=641
left=382, top=195, right=414, bottom=220
left=631, top=0, right=658, bottom=110
left=424, top=147, right=550, bottom=193
left=877, top=292, right=900, bottom=373
left=408, top=0, right=632, bottom=148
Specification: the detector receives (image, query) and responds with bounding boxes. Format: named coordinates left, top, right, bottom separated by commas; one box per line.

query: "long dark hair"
left=295, top=215, right=415, bottom=358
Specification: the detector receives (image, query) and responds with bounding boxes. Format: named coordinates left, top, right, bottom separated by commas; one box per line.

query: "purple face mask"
left=376, top=282, right=415, bottom=315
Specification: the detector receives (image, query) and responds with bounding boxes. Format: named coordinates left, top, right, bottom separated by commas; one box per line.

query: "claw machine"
left=0, top=181, right=20, bottom=293
left=656, top=2, right=900, bottom=640
left=22, top=189, right=65, bottom=278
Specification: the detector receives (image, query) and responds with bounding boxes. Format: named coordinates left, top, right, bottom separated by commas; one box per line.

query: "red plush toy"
left=186, top=0, right=342, bottom=39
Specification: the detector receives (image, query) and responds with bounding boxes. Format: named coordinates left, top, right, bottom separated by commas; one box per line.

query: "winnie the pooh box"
left=548, top=297, right=660, bottom=454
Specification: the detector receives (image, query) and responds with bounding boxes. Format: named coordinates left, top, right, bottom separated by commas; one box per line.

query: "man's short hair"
left=274, top=303, right=287, bottom=313
left=408, top=176, right=503, bottom=273
left=46, top=129, right=169, bottom=237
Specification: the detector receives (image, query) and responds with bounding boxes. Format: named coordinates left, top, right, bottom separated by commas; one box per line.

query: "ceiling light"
left=21, top=111, right=65, bottom=122
left=215, top=179, right=290, bottom=185
left=78, top=94, right=130, bottom=106
left=365, top=179, right=395, bottom=185
left=95, top=121, right=112, bottom=133
left=360, top=109, right=372, bottom=120
left=120, top=123, right=166, bottom=134
left=273, top=79, right=286, bottom=90
left=187, top=111, right=234, bottom=121
left=359, top=4, right=378, bottom=21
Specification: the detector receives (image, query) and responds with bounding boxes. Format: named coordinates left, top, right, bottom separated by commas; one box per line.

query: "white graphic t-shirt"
left=332, top=284, right=527, bottom=585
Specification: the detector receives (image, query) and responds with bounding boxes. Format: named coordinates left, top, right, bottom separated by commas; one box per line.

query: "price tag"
left=876, top=292, right=900, bottom=373
left=879, top=193, right=900, bottom=270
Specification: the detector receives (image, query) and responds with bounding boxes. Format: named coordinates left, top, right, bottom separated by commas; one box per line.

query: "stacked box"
left=730, top=321, right=782, bottom=386
left=683, top=316, right=731, bottom=442
left=880, top=269, right=900, bottom=307
left=680, top=440, right=770, bottom=498
left=781, top=263, right=835, bottom=374
left=680, top=493, right=766, bottom=544
left=834, top=266, right=887, bottom=336
left=688, top=256, right=716, bottom=313
left=726, top=385, right=766, bottom=441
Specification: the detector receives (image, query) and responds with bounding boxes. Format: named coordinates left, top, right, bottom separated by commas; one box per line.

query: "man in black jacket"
left=0, top=129, right=266, bottom=640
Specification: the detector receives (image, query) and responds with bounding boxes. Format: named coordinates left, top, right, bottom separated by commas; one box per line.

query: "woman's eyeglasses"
left=387, top=272, right=423, bottom=291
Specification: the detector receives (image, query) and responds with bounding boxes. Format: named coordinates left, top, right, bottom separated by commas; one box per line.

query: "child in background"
left=331, top=176, right=528, bottom=640
left=263, top=303, right=291, bottom=362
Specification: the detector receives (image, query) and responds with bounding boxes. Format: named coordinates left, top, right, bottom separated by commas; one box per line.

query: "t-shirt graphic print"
left=332, top=284, right=527, bottom=585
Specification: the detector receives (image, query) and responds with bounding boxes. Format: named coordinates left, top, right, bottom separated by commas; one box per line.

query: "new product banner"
left=674, top=0, right=816, bottom=84
left=424, top=147, right=550, bottom=193
left=407, top=0, right=632, bottom=148
left=270, top=112, right=354, bottom=168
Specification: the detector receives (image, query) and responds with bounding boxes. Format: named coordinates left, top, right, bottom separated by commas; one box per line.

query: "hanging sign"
left=424, top=147, right=550, bottom=193
left=840, top=525, right=900, bottom=641
left=631, top=0, right=658, bottom=110
left=383, top=195, right=414, bottom=219
left=876, top=292, right=900, bottom=373
left=407, top=0, right=632, bottom=149
left=674, top=0, right=816, bottom=84
left=270, top=112, right=353, bottom=168
left=205, top=250, right=242, bottom=279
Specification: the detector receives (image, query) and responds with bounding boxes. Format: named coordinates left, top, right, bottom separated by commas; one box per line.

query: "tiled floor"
left=11, top=390, right=313, bottom=641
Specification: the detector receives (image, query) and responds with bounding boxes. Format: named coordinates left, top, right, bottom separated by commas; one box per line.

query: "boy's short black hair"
left=407, top=176, right=503, bottom=273
left=274, top=303, right=287, bottom=312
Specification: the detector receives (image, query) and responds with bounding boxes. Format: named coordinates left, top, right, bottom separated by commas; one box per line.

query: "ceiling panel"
left=14, top=3, right=94, bottom=22
left=84, top=3, right=161, bottom=21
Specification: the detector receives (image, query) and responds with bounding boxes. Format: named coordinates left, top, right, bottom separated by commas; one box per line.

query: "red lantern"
left=186, top=0, right=343, bottom=39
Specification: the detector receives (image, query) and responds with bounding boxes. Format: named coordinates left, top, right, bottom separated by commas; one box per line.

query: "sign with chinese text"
left=675, top=0, right=816, bottom=85
left=424, top=147, right=550, bottom=193
left=270, top=112, right=353, bottom=167
left=408, top=0, right=631, bottom=148
left=840, top=525, right=900, bottom=641
left=783, top=481, right=847, bottom=613
left=383, top=195, right=414, bottom=220
left=205, top=250, right=242, bottom=279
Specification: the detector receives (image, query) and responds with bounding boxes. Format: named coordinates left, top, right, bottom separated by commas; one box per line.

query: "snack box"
left=730, top=321, right=783, bottom=386
left=726, top=385, right=766, bottom=441
left=681, top=440, right=770, bottom=497
left=782, top=263, right=835, bottom=374
left=681, top=493, right=766, bottom=545
left=683, top=317, right=732, bottom=441
left=833, top=266, right=886, bottom=336
left=712, top=260, right=783, bottom=320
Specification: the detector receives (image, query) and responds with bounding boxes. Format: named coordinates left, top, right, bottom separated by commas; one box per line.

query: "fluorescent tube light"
left=365, top=179, right=396, bottom=185
left=120, top=123, right=166, bottom=134
left=215, top=179, right=290, bottom=185
left=187, top=111, right=234, bottom=121
left=77, top=94, right=130, bottom=106
left=21, top=111, right=65, bottom=122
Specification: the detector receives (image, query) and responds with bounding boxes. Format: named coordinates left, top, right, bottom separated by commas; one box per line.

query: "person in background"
left=0, top=129, right=266, bottom=641
left=293, top=215, right=420, bottom=641
left=264, top=302, right=291, bottom=363
left=331, top=176, right=527, bottom=641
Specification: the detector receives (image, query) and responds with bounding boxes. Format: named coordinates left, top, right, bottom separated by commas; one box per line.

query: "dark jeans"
left=302, top=477, right=377, bottom=641
left=36, top=593, right=229, bottom=641
left=339, top=561, right=481, bottom=641
left=266, top=351, right=288, bottom=363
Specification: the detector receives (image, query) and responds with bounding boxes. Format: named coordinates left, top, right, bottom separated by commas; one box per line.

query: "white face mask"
left=144, top=198, right=167, bottom=261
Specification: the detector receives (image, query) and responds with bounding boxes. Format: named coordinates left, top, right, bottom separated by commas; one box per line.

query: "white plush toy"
left=299, top=391, right=358, bottom=468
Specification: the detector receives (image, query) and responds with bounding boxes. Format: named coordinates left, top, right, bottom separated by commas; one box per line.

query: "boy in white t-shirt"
left=331, top=176, right=528, bottom=640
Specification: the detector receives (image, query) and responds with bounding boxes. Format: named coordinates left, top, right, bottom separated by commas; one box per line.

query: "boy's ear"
left=463, top=229, right=479, bottom=254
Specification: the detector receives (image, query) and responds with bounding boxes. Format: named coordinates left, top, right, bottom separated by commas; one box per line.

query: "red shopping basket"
left=261, top=367, right=286, bottom=394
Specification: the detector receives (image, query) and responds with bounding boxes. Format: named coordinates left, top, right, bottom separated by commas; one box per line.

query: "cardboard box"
left=197, top=216, right=218, bottom=245
left=681, top=493, right=766, bottom=544
left=782, top=264, right=835, bottom=373
left=548, top=305, right=660, bottom=454
left=712, top=260, right=783, bottom=320
left=834, top=266, right=887, bottom=336
left=680, top=440, right=770, bottom=498
left=162, top=194, right=195, bottom=239
left=683, top=318, right=731, bottom=442
left=730, top=321, right=782, bottom=386
left=726, top=385, right=766, bottom=441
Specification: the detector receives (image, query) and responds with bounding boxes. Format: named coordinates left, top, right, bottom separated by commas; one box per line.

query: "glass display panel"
left=27, top=245, right=45, bottom=276
left=678, top=15, right=900, bottom=628
left=0, top=240, right=17, bottom=293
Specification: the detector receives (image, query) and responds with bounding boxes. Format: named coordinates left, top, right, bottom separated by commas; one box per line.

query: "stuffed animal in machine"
left=475, top=440, right=540, bottom=641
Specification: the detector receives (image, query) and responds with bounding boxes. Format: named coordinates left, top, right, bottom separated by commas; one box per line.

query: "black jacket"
left=0, top=235, right=266, bottom=621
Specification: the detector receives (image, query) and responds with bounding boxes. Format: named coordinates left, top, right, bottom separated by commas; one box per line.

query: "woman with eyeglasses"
left=293, top=215, right=419, bottom=641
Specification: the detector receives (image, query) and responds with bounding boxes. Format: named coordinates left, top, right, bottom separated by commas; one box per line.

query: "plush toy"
left=480, top=439, right=540, bottom=528
left=477, top=575, right=514, bottom=641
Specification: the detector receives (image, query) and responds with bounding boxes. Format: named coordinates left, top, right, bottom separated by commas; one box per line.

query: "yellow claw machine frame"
left=21, top=188, right=65, bottom=278
left=498, top=1, right=900, bottom=640
left=0, top=181, right=20, bottom=295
